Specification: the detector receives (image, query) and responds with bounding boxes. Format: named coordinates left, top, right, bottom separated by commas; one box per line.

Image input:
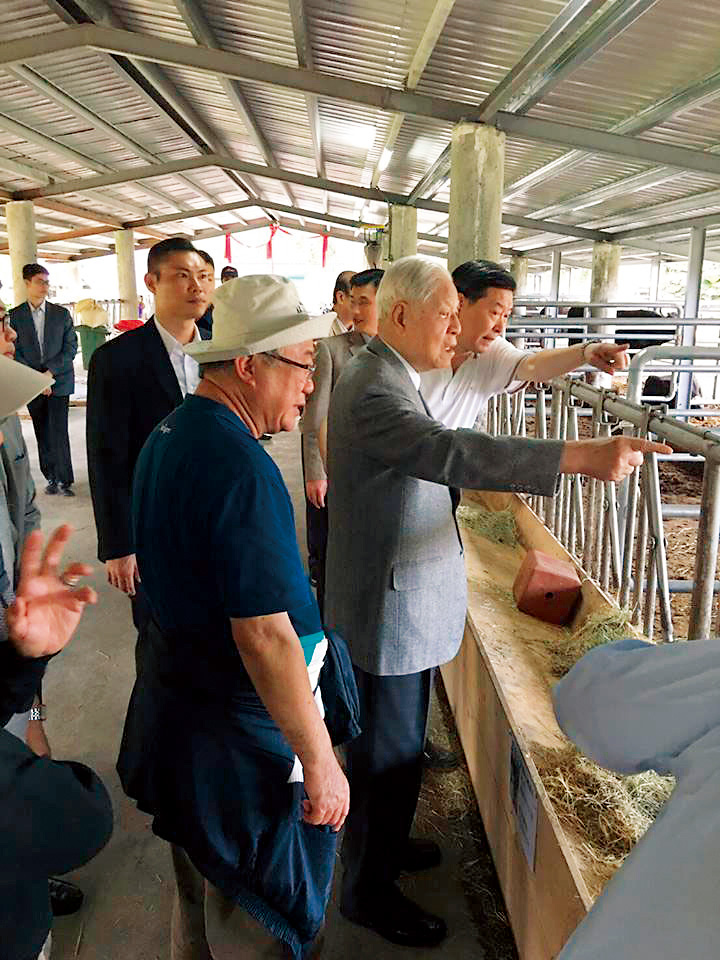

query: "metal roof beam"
left=12, top=153, right=613, bottom=242
left=410, top=0, right=660, bottom=200
left=504, top=66, right=720, bottom=204
left=172, top=0, right=296, bottom=207
left=3, top=64, right=230, bottom=227
left=124, top=200, right=259, bottom=229
left=505, top=0, right=660, bottom=115
left=287, top=0, right=326, bottom=184
left=6, top=26, right=720, bottom=189
left=479, top=0, right=607, bottom=122
left=51, top=0, right=261, bottom=212
left=0, top=149, right=51, bottom=185
left=368, top=0, right=456, bottom=188
left=6, top=64, right=220, bottom=208
left=4, top=24, right=720, bottom=180
left=0, top=106, right=195, bottom=222
left=494, top=112, right=720, bottom=179
left=586, top=187, right=720, bottom=232
left=612, top=210, right=720, bottom=241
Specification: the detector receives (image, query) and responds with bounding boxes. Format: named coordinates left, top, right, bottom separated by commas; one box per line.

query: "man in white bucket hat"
left=118, top=275, right=352, bottom=960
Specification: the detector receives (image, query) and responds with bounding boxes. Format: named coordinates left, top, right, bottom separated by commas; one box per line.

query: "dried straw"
left=532, top=743, right=674, bottom=896
left=550, top=609, right=640, bottom=677
left=457, top=505, right=520, bottom=548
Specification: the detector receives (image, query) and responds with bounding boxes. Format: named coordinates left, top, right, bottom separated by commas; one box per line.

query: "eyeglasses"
left=262, top=352, right=316, bottom=380
left=0, top=315, right=8, bottom=333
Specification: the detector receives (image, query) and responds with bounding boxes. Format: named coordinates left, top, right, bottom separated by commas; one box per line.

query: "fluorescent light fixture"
left=378, top=148, right=393, bottom=172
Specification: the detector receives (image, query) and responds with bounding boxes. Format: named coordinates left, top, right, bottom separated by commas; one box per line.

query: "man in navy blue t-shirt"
left=118, top=276, right=349, bottom=960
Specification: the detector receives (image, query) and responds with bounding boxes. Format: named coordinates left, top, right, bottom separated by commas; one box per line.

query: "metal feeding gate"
left=487, top=379, right=720, bottom=643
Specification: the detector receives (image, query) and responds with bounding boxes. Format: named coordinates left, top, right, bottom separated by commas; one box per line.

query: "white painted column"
left=448, top=122, right=505, bottom=271
left=509, top=254, right=529, bottom=347
left=590, top=240, right=621, bottom=387
left=510, top=254, right=528, bottom=295
left=6, top=200, right=37, bottom=307
left=114, top=229, right=138, bottom=328
left=388, top=205, right=417, bottom=261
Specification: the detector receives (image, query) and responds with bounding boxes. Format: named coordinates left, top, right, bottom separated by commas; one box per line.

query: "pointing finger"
left=630, top=439, right=673, bottom=455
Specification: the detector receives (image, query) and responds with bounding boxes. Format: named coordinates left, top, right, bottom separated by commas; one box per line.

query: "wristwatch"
left=29, top=704, right=47, bottom=722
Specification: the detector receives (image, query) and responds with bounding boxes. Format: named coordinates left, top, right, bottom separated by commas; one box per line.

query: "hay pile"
left=549, top=609, right=640, bottom=677
left=457, top=504, right=520, bottom=548
left=532, top=743, right=675, bottom=895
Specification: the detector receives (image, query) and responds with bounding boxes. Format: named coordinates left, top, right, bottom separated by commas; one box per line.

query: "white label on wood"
left=509, top=731, right=538, bottom=870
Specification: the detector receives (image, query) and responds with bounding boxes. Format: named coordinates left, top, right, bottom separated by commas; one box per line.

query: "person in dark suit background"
left=195, top=249, right=216, bottom=339
left=10, top=264, right=78, bottom=497
left=300, top=268, right=382, bottom=617
left=86, top=237, right=212, bottom=633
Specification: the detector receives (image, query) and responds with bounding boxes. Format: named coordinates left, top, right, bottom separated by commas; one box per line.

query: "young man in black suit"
left=86, top=238, right=212, bottom=630
left=10, top=264, right=78, bottom=497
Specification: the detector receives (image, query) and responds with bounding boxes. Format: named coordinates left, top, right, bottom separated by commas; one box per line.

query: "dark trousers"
left=305, top=500, right=328, bottom=617
left=27, top=394, right=73, bottom=486
left=341, top=665, right=432, bottom=910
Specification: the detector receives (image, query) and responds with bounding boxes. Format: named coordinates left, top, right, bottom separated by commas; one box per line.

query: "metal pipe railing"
left=626, top=346, right=720, bottom=405
left=489, top=379, right=720, bottom=642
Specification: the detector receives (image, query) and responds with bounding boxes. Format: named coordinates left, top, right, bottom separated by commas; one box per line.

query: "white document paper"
left=0, top=354, right=55, bottom=418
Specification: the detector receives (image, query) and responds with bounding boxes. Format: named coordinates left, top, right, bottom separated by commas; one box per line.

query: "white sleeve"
left=484, top=338, right=530, bottom=396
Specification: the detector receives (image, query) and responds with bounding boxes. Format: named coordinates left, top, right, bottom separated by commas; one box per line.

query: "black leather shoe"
left=402, top=837, right=442, bottom=872
left=49, top=877, right=84, bottom=916
left=423, top=739, right=460, bottom=771
left=60, top=484, right=75, bottom=497
left=341, top=885, right=447, bottom=947
left=45, top=482, right=58, bottom=495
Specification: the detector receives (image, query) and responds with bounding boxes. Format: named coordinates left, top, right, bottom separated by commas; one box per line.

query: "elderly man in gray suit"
left=300, top=268, right=383, bottom=616
left=325, top=256, right=669, bottom=949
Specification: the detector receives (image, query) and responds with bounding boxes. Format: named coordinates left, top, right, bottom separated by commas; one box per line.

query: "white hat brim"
left=0, top=354, right=55, bottom=419
left=184, top=312, right=334, bottom=364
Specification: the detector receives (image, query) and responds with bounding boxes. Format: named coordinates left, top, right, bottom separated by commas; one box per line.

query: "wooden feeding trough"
left=441, top=490, right=627, bottom=960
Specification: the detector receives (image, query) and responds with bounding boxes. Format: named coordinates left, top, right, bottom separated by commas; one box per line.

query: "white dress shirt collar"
left=155, top=318, right=201, bottom=397
left=380, top=339, right=422, bottom=391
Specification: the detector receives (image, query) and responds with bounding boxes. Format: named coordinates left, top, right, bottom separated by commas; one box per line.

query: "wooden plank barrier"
left=441, top=490, right=620, bottom=959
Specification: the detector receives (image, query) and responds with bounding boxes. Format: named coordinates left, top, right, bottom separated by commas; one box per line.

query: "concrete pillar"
left=115, top=229, right=138, bottom=328
left=590, top=240, right=621, bottom=387
left=448, top=122, right=505, bottom=271
left=388, top=205, right=417, bottom=261
left=649, top=254, right=662, bottom=303
left=509, top=254, right=528, bottom=347
left=380, top=229, right=390, bottom=269
left=510, top=254, right=528, bottom=295
left=6, top=200, right=37, bottom=307
left=590, top=240, right=621, bottom=308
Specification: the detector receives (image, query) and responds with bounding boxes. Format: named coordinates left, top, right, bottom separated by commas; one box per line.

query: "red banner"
left=224, top=233, right=231, bottom=263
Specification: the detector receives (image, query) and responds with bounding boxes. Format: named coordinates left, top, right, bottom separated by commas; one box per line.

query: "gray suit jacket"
left=301, top=329, right=368, bottom=485
left=324, top=337, right=563, bottom=676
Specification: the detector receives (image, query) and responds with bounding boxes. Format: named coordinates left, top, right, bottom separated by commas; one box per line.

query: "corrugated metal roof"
left=2, top=0, right=720, bottom=262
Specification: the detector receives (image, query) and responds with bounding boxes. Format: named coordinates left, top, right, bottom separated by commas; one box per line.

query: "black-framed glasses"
left=262, top=351, right=316, bottom=379
left=0, top=315, right=8, bottom=333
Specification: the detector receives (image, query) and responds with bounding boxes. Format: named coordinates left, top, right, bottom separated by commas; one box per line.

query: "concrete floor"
left=20, top=406, right=515, bottom=960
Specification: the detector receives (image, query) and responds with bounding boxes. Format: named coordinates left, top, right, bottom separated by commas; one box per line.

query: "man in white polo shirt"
left=420, top=260, right=629, bottom=429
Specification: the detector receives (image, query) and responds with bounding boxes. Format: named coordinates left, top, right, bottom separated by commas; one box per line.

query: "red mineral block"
left=513, top=549, right=582, bottom=625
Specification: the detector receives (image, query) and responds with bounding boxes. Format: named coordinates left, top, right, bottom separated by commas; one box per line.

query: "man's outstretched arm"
left=515, top=341, right=630, bottom=382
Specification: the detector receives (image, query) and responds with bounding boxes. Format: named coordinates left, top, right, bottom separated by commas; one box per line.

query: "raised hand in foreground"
left=7, top=525, right=97, bottom=658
